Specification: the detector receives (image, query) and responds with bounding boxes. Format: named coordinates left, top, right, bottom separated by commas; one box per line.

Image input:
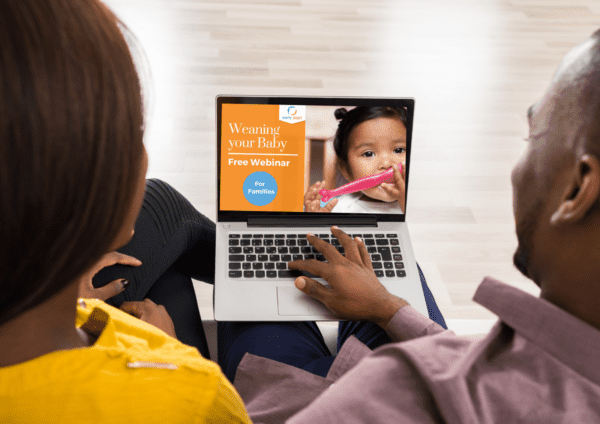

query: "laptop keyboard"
left=228, top=233, right=405, bottom=279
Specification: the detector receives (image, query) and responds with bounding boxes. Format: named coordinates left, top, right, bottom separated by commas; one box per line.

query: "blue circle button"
left=243, top=172, right=278, bottom=206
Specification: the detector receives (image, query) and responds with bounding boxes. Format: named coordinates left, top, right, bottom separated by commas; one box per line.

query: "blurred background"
left=102, top=0, right=600, bottom=330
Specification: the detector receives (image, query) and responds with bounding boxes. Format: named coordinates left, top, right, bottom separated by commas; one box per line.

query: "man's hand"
left=120, top=298, right=177, bottom=339
left=288, top=226, right=408, bottom=329
left=78, top=251, right=142, bottom=301
left=304, top=180, right=338, bottom=212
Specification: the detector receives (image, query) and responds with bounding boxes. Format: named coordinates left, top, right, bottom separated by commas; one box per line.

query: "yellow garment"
left=0, top=298, right=251, bottom=424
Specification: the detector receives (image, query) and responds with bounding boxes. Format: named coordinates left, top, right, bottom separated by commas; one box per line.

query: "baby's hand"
left=380, top=164, right=406, bottom=212
left=304, top=181, right=339, bottom=213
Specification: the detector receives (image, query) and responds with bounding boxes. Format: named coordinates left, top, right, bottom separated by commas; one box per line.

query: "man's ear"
left=550, top=154, right=600, bottom=226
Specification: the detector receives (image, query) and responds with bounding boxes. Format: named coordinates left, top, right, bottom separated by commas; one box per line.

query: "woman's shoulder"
left=0, top=299, right=232, bottom=423
left=0, top=348, right=225, bottom=423
left=77, top=298, right=217, bottom=369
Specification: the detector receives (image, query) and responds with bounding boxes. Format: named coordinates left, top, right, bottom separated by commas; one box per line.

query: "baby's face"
left=340, top=117, right=406, bottom=202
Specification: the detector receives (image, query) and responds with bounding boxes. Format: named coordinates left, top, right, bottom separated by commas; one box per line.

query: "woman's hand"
left=304, top=180, right=338, bottom=212
left=381, top=163, right=406, bottom=212
left=120, top=299, right=177, bottom=339
left=288, top=226, right=408, bottom=329
left=78, top=251, right=142, bottom=301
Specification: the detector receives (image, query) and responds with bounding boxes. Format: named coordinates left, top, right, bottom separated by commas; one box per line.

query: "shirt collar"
left=474, top=277, right=600, bottom=384
left=77, top=299, right=118, bottom=350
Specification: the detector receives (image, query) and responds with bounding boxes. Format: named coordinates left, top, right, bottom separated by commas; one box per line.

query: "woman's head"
left=333, top=107, right=407, bottom=202
left=0, top=0, right=147, bottom=325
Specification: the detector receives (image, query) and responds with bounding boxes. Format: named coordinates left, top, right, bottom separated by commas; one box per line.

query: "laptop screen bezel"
left=216, top=95, right=414, bottom=223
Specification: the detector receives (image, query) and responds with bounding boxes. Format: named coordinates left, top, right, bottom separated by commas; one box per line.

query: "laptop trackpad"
left=277, top=286, right=334, bottom=316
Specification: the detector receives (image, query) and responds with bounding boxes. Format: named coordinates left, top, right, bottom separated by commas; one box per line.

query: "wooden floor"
left=103, top=0, right=600, bottom=323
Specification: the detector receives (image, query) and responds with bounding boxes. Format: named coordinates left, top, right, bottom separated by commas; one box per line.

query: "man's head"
left=512, top=30, right=600, bottom=289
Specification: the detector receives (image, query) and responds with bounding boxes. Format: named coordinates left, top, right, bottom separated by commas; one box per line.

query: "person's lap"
left=91, top=178, right=447, bottom=376
left=92, top=179, right=216, bottom=357
left=217, top=320, right=387, bottom=382
left=218, top=264, right=447, bottom=382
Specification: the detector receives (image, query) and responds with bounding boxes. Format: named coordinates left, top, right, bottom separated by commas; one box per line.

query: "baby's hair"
left=333, top=107, right=407, bottom=164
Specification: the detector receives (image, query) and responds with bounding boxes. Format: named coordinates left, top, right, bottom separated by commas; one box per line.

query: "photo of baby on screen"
left=304, top=106, right=407, bottom=214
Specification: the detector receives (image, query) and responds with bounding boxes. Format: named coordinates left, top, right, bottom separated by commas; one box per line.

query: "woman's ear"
left=550, top=154, right=600, bottom=226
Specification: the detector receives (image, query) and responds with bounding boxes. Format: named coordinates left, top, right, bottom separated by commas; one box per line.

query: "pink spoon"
left=319, top=163, right=404, bottom=203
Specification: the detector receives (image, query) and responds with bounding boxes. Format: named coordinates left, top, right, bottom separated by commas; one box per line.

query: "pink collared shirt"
left=235, top=277, right=600, bottom=423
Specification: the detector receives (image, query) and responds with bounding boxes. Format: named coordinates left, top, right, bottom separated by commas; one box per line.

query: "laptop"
left=214, top=96, right=428, bottom=321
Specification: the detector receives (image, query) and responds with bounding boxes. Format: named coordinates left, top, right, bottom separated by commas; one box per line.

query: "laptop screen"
left=217, top=96, right=414, bottom=222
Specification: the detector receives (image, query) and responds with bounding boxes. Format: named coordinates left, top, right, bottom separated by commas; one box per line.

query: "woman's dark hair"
left=0, top=0, right=145, bottom=325
left=333, top=106, right=407, bottom=165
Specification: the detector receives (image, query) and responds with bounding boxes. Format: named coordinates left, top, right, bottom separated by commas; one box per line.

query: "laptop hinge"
left=247, top=214, right=378, bottom=228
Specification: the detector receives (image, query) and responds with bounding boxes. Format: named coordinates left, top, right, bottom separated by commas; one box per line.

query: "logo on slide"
left=279, top=105, right=305, bottom=124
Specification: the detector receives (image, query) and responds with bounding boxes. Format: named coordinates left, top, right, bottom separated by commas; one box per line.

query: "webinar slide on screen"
left=220, top=103, right=306, bottom=212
